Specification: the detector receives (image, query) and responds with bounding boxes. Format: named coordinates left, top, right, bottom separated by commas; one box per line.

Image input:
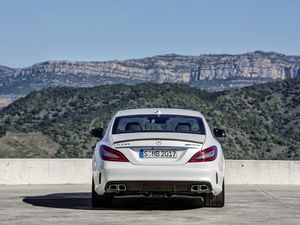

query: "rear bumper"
left=105, top=180, right=212, bottom=195
left=93, top=161, right=224, bottom=196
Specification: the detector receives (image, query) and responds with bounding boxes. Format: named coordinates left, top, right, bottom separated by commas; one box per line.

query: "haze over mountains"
left=1, top=51, right=300, bottom=96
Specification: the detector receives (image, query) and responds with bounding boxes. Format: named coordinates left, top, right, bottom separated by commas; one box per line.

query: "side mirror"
left=213, top=128, right=226, bottom=138
left=90, top=128, right=104, bottom=139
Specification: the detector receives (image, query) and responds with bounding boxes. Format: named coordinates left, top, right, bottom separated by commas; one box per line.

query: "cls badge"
left=155, top=140, right=162, bottom=145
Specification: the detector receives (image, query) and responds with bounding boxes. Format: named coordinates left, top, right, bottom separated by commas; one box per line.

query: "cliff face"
left=0, top=51, right=299, bottom=94
left=190, top=51, right=300, bottom=81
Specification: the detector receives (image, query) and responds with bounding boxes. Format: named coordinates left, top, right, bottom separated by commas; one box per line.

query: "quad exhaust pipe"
left=190, top=184, right=210, bottom=193
left=107, top=184, right=127, bottom=192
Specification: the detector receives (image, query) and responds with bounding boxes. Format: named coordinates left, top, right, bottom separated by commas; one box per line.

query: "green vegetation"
left=0, top=78, right=299, bottom=159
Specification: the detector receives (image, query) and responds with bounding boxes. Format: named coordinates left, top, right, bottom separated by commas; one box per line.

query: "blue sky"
left=0, top=0, right=299, bottom=67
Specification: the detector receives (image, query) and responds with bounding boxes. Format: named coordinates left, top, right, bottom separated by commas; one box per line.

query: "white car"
left=91, top=108, right=226, bottom=207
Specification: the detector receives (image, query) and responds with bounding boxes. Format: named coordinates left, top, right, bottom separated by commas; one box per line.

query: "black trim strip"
left=113, top=138, right=203, bottom=144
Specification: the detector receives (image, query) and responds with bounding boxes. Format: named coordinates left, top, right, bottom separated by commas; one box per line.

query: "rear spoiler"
left=112, top=132, right=205, bottom=144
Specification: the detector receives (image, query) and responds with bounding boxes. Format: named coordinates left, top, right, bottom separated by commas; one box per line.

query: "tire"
left=204, top=181, right=225, bottom=207
left=91, top=179, right=113, bottom=208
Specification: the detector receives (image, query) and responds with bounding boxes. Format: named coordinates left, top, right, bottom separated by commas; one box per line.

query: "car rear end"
left=92, top=109, right=225, bottom=207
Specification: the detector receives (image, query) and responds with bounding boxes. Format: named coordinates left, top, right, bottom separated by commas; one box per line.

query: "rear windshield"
left=112, top=114, right=205, bottom=135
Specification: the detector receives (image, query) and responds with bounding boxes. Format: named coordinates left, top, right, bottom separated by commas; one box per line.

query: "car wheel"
left=204, top=180, right=225, bottom=207
left=91, top=179, right=113, bottom=208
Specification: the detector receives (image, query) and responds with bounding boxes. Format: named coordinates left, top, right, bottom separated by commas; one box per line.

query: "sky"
left=0, top=0, right=299, bottom=67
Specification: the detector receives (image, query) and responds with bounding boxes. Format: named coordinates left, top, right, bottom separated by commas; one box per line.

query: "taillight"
left=188, top=146, right=218, bottom=162
left=99, top=145, right=129, bottom=162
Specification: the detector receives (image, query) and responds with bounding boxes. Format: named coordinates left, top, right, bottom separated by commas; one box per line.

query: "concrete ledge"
left=0, top=159, right=299, bottom=185
left=225, top=160, right=300, bottom=185
left=0, top=159, right=91, bottom=185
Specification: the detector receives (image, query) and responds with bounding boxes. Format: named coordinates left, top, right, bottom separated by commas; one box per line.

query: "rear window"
left=112, top=114, right=205, bottom=135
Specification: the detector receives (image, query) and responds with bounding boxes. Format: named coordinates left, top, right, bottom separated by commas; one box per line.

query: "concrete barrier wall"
left=0, top=159, right=91, bottom=185
left=225, top=160, right=300, bottom=185
left=0, top=159, right=299, bottom=185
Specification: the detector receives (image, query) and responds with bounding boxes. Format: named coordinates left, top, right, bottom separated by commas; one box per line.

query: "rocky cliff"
left=0, top=51, right=299, bottom=94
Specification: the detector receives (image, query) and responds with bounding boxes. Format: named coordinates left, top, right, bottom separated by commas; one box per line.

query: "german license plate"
left=139, top=150, right=177, bottom=158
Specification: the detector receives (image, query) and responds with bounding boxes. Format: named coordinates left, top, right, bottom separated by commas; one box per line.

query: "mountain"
left=0, top=65, right=17, bottom=76
left=0, top=78, right=299, bottom=159
left=0, top=51, right=299, bottom=95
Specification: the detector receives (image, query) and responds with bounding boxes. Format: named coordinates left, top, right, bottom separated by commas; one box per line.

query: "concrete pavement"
left=0, top=184, right=299, bottom=225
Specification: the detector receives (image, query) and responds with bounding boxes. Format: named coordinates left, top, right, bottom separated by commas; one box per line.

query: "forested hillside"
left=0, top=78, right=299, bottom=159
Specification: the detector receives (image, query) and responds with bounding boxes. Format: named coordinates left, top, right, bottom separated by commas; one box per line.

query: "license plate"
left=139, top=150, right=177, bottom=158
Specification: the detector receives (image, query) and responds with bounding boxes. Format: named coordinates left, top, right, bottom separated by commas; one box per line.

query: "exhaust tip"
left=191, top=184, right=200, bottom=192
left=107, top=184, right=127, bottom=192
left=108, top=184, right=118, bottom=191
left=118, top=184, right=127, bottom=191
left=200, top=185, right=209, bottom=191
left=191, top=184, right=209, bottom=193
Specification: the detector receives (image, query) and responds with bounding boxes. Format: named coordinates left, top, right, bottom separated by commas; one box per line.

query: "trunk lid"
left=112, top=133, right=205, bottom=165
